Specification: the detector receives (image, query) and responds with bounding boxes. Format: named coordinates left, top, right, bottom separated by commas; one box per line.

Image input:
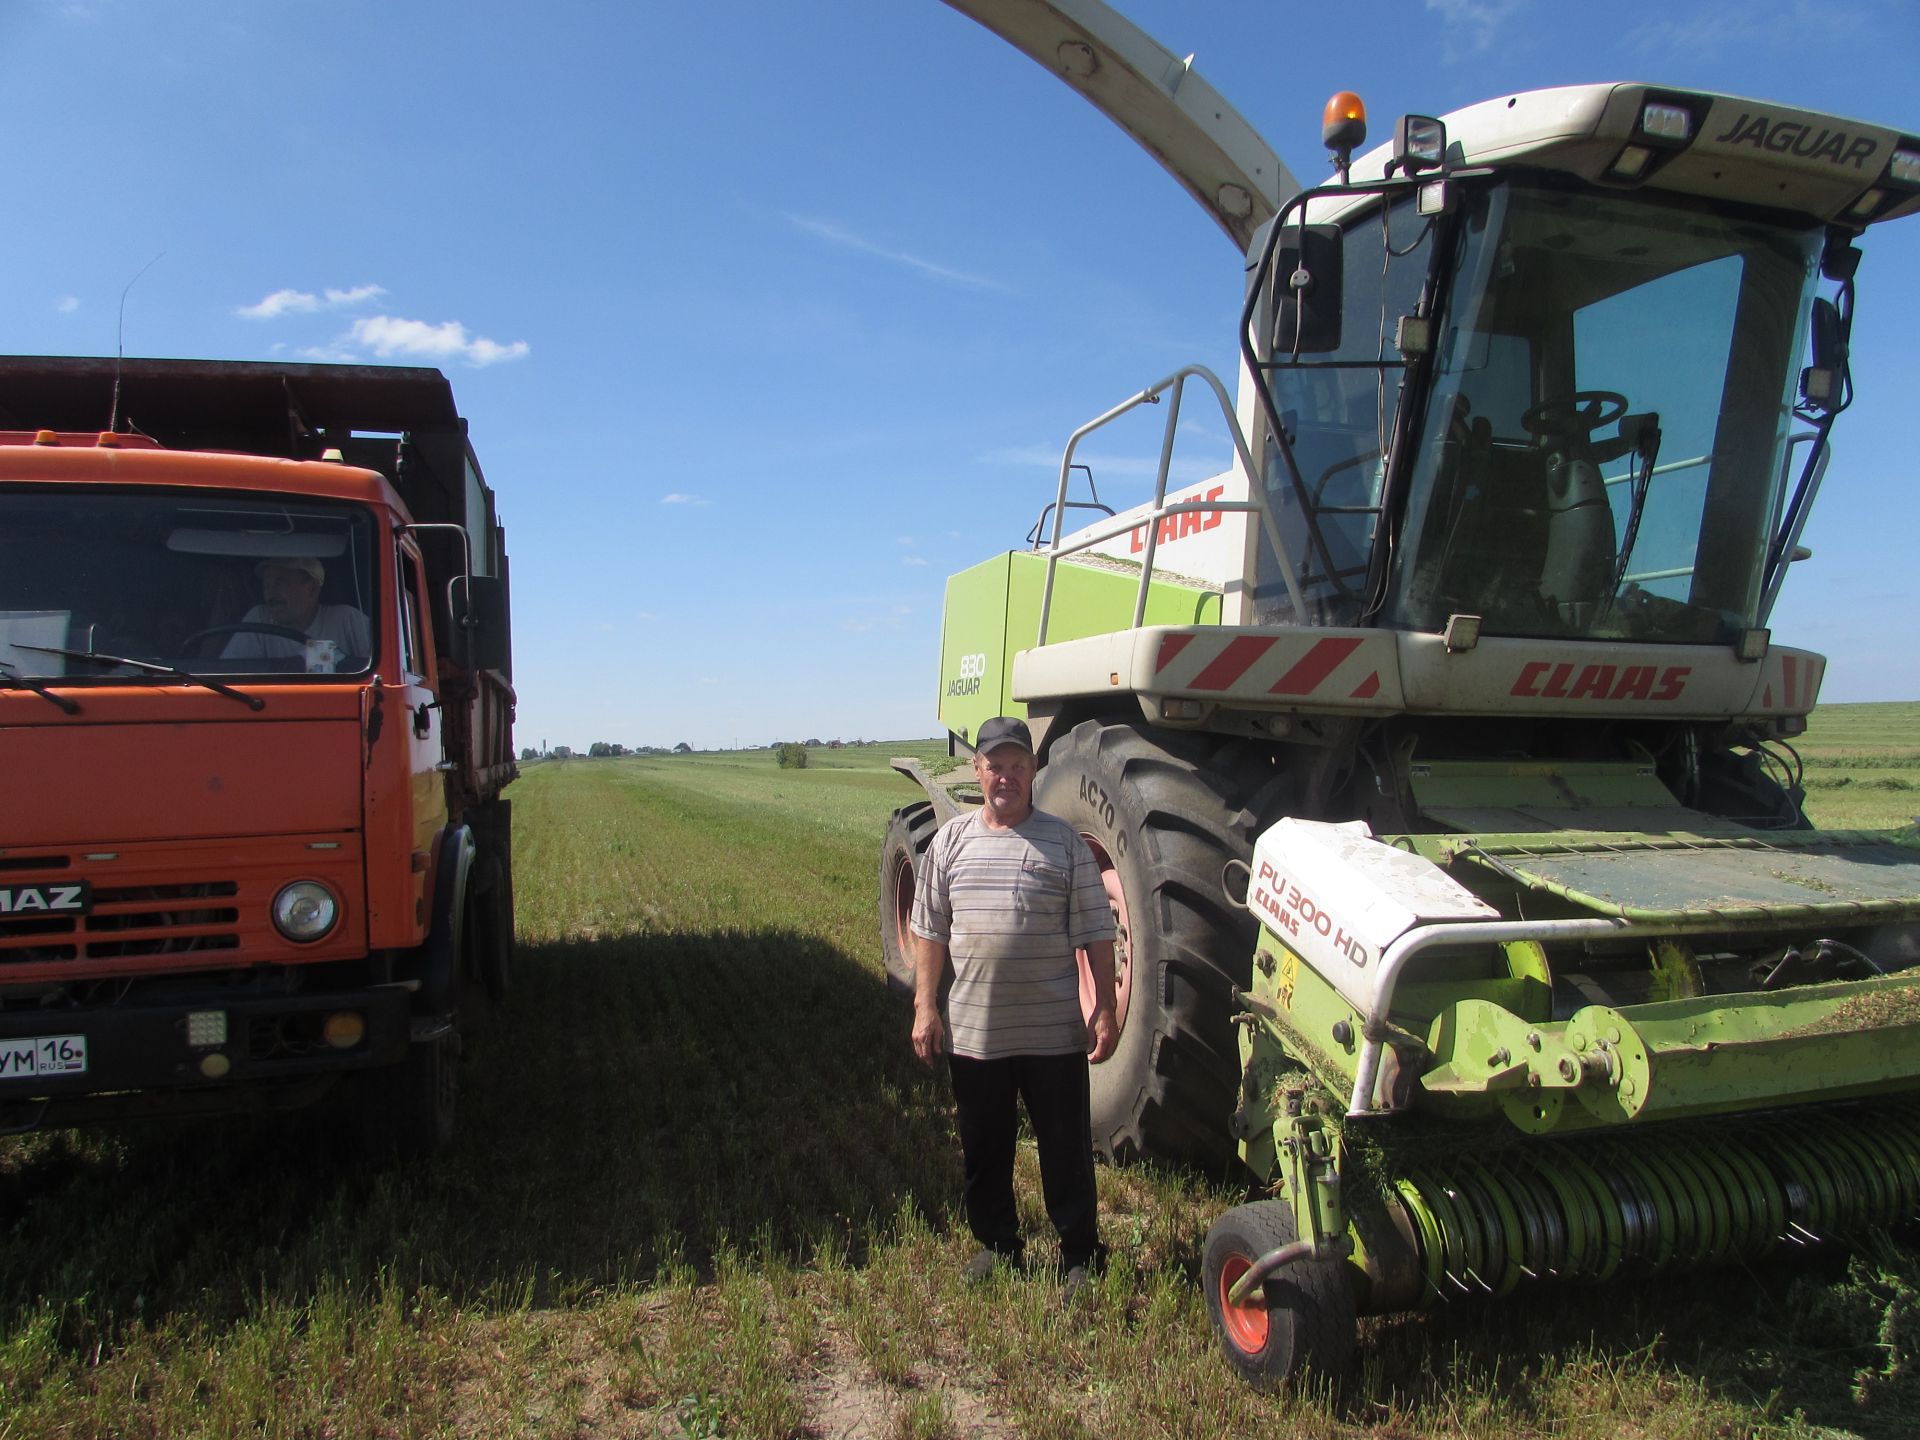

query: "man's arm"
left=911, top=933, right=949, bottom=1067
left=1082, top=939, right=1118, bottom=1063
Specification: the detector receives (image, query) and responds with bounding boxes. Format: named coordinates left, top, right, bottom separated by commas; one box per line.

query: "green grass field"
left=1795, top=702, right=1920, bottom=831
left=2, top=710, right=1918, bottom=1437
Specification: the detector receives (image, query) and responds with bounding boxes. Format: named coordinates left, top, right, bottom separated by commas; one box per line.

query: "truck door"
left=397, top=541, right=449, bottom=913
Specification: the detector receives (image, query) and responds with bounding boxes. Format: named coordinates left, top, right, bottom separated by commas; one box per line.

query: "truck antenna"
left=108, top=250, right=166, bottom=434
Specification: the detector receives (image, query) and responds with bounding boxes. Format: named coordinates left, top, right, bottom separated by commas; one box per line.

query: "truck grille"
left=0, top=878, right=241, bottom=962
left=0, top=840, right=362, bottom=978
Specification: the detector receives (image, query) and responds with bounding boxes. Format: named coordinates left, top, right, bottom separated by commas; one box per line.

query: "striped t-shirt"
left=909, top=808, right=1114, bottom=1060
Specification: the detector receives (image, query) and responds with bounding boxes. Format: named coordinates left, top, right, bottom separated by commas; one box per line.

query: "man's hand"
left=912, top=1003, right=947, bottom=1068
left=1086, top=1004, right=1118, bottom=1064
left=911, top=933, right=950, bottom=1068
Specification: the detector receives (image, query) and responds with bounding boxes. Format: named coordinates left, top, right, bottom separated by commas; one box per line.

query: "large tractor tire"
left=878, top=801, right=940, bottom=994
left=1202, top=1200, right=1355, bottom=1389
left=1034, top=719, right=1274, bottom=1170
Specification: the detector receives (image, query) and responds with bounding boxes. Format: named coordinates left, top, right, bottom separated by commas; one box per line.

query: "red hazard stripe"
left=1270, top=636, right=1364, bottom=696
left=1188, top=636, right=1277, bottom=691
left=1155, top=633, right=1195, bottom=674
left=1350, top=671, right=1380, bottom=700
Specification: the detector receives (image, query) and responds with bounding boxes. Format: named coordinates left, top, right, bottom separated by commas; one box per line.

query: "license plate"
left=0, top=1035, right=88, bottom=1079
left=0, top=881, right=92, bottom=916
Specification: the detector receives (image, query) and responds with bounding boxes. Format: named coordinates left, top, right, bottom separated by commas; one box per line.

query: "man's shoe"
left=962, top=1248, right=1019, bottom=1285
left=1061, top=1263, right=1093, bottom=1307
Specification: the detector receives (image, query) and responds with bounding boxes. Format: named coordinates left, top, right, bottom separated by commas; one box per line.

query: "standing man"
left=909, top=716, right=1118, bottom=1302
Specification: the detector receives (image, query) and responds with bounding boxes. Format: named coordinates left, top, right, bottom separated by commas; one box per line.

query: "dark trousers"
left=948, top=1051, right=1104, bottom=1270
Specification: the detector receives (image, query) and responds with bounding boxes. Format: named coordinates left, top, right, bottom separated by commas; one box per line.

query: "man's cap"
left=975, top=716, right=1033, bottom=755
left=257, top=556, right=324, bottom=584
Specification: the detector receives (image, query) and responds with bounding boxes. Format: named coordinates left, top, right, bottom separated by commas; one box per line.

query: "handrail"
left=1033, top=364, right=1304, bottom=646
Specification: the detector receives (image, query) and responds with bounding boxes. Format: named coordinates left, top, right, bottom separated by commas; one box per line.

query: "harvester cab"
left=883, top=0, right=1920, bottom=1389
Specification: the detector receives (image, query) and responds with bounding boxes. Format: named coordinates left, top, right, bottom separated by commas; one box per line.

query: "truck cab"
left=0, top=358, right=514, bottom=1153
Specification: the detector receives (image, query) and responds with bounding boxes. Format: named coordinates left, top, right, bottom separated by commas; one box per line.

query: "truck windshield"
left=0, top=490, right=377, bottom=680
left=1386, top=181, right=1823, bottom=643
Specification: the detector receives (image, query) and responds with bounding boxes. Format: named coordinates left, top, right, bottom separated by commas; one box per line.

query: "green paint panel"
left=1420, top=972, right=1920, bottom=1135
left=935, top=551, right=1219, bottom=745
left=1454, top=830, right=1920, bottom=924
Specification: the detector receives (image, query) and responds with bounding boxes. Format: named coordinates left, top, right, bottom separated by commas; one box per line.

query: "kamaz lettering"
left=1710, top=111, right=1878, bottom=170
left=1128, top=485, right=1225, bottom=553
left=0, top=884, right=86, bottom=914
left=1510, top=661, right=1690, bottom=702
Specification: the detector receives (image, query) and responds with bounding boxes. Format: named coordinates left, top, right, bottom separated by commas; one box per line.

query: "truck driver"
left=221, top=557, right=371, bottom=663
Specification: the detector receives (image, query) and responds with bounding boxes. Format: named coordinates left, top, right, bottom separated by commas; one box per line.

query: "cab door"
left=396, top=540, right=448, bottom=931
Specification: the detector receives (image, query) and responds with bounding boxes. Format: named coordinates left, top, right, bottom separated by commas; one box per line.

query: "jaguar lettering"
left=1711, top=111, right=1878, bottom=171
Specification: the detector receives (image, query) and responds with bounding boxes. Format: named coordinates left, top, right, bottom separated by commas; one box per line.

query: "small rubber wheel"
left=1202, top=1200, right=1354, bottom=1389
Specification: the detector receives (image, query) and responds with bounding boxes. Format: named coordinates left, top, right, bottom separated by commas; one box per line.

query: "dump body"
left=0, top=358, right=514, bottom=1146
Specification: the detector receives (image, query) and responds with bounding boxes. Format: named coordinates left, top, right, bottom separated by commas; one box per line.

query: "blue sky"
left=5, top=0, right=1917, bottom=750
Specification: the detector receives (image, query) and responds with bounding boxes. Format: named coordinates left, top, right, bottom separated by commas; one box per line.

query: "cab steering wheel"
left=1521, top=390, right=1629, bottom=441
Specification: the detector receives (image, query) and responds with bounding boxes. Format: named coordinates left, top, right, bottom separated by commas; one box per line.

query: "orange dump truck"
left=0, top=357, right=515, bottom=1154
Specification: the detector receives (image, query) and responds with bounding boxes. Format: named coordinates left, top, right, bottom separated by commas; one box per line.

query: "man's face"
left=259, top=565, right=322, bottom=630
left=974, top=743, right=1035, bottom=824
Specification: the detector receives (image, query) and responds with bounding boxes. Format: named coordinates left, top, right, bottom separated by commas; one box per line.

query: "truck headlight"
left=273, top=881, right=338, bottom=942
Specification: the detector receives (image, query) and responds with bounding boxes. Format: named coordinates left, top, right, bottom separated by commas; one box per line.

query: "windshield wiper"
left=13, top=644, right=266, bottom=711
left=0, top=660, right=81, bottom=714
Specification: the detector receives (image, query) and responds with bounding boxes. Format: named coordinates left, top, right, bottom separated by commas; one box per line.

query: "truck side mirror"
left=451, top=575, right=510, bottom=673
left=1269, top=224, right=1344, bottom=355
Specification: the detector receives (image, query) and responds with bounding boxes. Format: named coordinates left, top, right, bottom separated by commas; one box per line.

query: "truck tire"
left=1033, top=719, right=1271, bottom=1169
left=1203, top=1200, right=1354, bottom=1389
left=472, top=851, right=513, bottom=1004
left=879, top=802, right=939, bottom=993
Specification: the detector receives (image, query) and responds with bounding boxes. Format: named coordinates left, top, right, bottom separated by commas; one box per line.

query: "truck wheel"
left=359, top=1026, right=458, bottom=1161
left=473, top=855, right=513, bottom=1004
left=1203, top=1200, right=1354, bottom=1389
left=1034, top=719, right=1271, bottom=1169
left=879, top=802, right=939, bottom=993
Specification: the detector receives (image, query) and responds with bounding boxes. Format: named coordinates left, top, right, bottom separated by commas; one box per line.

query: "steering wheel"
left=1521, top=389, right=1629, bottom=441
left=180, top=621, right=311, bottom=649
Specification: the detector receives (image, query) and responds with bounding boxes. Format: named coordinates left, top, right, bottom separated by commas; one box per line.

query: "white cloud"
left=348, top=315, right=529, bottom=367
left=238, top=283, right=385, bottom=321
left=54, top=295, right=79, bottom=314
left=786, top=213, right=1011, bottom=293
left=239, top=288, right=320, bottom=320
left=902, top=555, right=928, bottom=567
left=1423, top=0, right=1528, bottom=57
left=660, top=492, right=710, bottom=506
left=1625, top=2, right=1869, bottom=57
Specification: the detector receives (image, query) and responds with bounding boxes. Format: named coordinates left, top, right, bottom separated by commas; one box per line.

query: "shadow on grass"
left=0, top=930, right=958, bottom=1343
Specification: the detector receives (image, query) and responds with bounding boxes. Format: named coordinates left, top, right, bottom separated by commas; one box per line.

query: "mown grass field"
left=1795, top=702, right=1920, bottom=831
left=2, top=708, right=1918, bottom=1437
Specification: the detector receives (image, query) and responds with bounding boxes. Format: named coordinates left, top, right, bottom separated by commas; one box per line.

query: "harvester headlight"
left=1891, top=148, right=1920, bottom=186
left=1394, top=114, right=1447, bottom=172
left=1609, top=145, right=1655, bottom=180
left=272, top=881, right=338, bottom=942
left=1640, top=101, right=1693, bottom=142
